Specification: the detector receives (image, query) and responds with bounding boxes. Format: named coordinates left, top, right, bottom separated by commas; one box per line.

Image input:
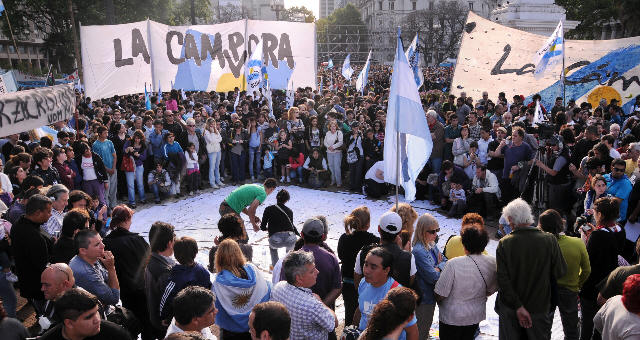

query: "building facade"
left=0, top=21, right=48, bottom=73
left=492, top=0, right=578, bottom=36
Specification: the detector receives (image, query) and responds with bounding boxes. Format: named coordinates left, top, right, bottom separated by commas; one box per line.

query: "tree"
left=555, top=0, right=640, bottom=39
left=0, top=0, right=212, bottom=73
left=216, top=3, right=243, bottom=23
left=281, top=6, right=315, bottom=23
left=316, top=3, right=368, bottom=64
left=403, top=1, right=467, bottom=66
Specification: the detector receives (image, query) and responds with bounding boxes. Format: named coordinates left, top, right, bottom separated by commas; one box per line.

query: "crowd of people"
left=0, top=62, right=640, bottom=340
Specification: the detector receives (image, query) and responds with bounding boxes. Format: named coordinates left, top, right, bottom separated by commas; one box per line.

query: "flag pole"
left=561, top=21, right=566, bottom=108
left=395, top=28, right=401, bottom=211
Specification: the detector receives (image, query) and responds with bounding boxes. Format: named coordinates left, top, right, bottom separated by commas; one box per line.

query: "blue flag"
left=405, top=33, right=424, bottom=89
left=0, top=1, right=5, bottom=14
left=144, top=84, right=151, bottom=110
left=383, top=28, right=432, bottom=202
left=327, top=58, right=334, bottom=69
left=356, top=50, right=372, bottom=95
left=341, top=54, right=354, bottom=79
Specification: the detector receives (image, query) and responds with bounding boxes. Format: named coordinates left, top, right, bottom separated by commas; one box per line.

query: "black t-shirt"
left=487, top=139, right=504, bottom=171
left=39, top=320, right=132, bottom=340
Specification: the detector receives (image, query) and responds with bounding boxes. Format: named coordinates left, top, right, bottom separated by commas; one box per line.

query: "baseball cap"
left=302, top=218, right=324, bottom=237
left=379, top=211, right=402, bottom=234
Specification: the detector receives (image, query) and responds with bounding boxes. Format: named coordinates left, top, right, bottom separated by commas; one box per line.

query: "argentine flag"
left=405, top=33, right=424, bottom=89
left=341, top=54, right=354, bottom=80
left=286, top=77, right=295, bottom=109
left=327, top=58, right=334, bottom=69
left=144, top=84, right=151, bottom=110
left=533, top=21, right=564, bottom=80
left=212, top=263, right=271, bottom=330
left=356, top=50, right=372, bottom=95
left=246, top=40, right=264, bottom=94
left=383, top=28, right=432, bottom=202
left=157, top=83, right=162, bottom=102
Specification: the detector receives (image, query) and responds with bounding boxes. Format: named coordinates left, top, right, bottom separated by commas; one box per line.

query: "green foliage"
left=281, top=6, right=315, bottom=23
left=555, top=0, right=640, bottom=39
left=316, top=4, right=368, bottom=64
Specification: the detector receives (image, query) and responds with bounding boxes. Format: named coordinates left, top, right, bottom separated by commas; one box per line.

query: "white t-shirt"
left=365, top=161, right=385, bottom=183
left=610, top=148, right=621, bottom=159
left=81, top=156, right=98, bottom=181
left=0, top=173, right=12, bottom=193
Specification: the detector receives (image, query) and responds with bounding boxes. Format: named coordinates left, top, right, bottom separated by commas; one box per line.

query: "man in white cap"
left=353, top=211, right=416, bottom=288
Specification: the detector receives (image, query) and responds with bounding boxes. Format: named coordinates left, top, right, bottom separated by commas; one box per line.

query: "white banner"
left=0, top=83, right=76, bottom=136
left=81, top=19, right=316, bottom=100
left=452, top=12, right=640, bottom=113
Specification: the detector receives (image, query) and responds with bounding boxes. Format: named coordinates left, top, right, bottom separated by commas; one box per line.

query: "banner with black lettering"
left=0, top=83, right=76, bottom=136
left=80, top=19, right=316, bottom=100
left=452, top=12, right=640, bottom=113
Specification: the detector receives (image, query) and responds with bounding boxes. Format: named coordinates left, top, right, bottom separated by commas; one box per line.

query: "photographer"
left=534, top=135, right=573, bottom=218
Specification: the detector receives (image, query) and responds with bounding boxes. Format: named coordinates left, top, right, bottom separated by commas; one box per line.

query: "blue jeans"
left=230, top=151, right=245, bottom=182
left=289, top=167, right=303, bottom=182
left=0, top=272, right=17, bottom=317
left=125, top=165, right=145, bottom=204
left=429, top=157, right=443, bottom=174
left=248, top=146, right=261, bottom=178
left=208, top=151, right=221, bottom=185
left=327, top=151, right=342, bottom=185
left=268, top=231, right=298, bottom=267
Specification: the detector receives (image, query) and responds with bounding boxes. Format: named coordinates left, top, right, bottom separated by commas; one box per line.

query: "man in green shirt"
left=220, top=178, right=277, bottom=231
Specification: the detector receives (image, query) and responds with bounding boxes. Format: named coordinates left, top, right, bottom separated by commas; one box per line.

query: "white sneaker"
left=280, top=176, right=285, bottom=182
left=212, top=184, right=219, bottom=189
left=251, top=176, right=255, bottom=181
left=286, top=177, right=291, bottom=183
left=5, top=271, right=18, bottom=282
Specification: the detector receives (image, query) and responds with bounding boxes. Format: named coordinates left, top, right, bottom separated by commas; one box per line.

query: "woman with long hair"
left=204, top=117, right=223, bottom=188
left=275, top=130, right=293, bottom=183
left=123, top=130, right=148, bottom=208
left=324, top=121, right=343, bottom=187
left=452, top=125, right=471, bottom=167
left=230, top=121, right=248, bottom=185
left=52, top=147, right=75, bottom=190
left=412, top=213, right=447, bottom=339
left=305, top=116, right=323, bottom=151
left=260, top=189, right=297, bottom=267
left=247, top=117, right=262, bottom=182
left=584, top=174, right=610, bottom=222
left=337, top=206, right=379, bottom=325
left=287, top=107, right=305, bottom=155
left=360, top=287, right=418, bottom=340
left=213, top=239, right=270, bottom=340
left=390, top=203, right=419, bottom=250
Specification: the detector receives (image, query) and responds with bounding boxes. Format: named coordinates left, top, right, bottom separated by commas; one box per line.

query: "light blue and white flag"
left=246, top=40, right=264, bottom=95
left=0, top=1, right=5, bottom=14
left=532, top=100, right=546, bottom=125
left=144, top=83, right=151, bottom=110
left=180, top=88, right=187, bottom=100
left=212, top=263, right=271, bottom=317
left=327, top=58, right=334, bottom=69
left=157, top=82, right=162, bottom=102
left=383, top=28, right=432, bottom=202
left=356, top=50, right=372, bottom=95
left=533, top=21, right=564, bottom=80
left=405, top=33, right=424, bottom=89
left=286, top=77, right=295, bottom=109
left=34, top=126, right=59, bottom=145
left=341, top=54, right=354, bottom=80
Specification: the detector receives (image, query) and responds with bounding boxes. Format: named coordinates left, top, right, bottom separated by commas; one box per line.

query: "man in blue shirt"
left=604, top=159, right=633, bottom=222
left=92, top=126, right=117, bottom=210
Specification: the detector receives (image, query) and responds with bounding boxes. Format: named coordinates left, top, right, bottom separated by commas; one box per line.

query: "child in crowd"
left=463, top=141, right=479, bottom=180
left=163, top=132, right=184, bottom=197
left=159, top=236, right=212, bottom=324
left=185, top=142, right=201, bottom=195
left=89, top=194, right=107, bottom=235
left=148, top=160, right=171, bottom=203
left=287, top=151, right=305, bottom=184
left=263, top=145, right=274, bottom=179
left=448, top=181, right=467, bottom=218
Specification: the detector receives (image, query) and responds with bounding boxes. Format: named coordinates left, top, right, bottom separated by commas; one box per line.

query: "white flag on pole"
left=533, top=21, right=564, bottom=79
left=405, top=33, right=424, bottom=88
left=383, top=29, right=432, bottom=202
left=356, top=51, right=372, bottom=94
left=532, top=100, right=545, bottom=124
left=341, top=54, right=354, bottom=80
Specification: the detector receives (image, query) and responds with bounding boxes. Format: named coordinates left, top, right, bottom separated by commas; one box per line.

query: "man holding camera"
left=535, top=135, right=573, bottom=218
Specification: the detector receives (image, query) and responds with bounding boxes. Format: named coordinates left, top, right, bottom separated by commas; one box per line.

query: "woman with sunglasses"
left=411, top=213, right=447, bottom=339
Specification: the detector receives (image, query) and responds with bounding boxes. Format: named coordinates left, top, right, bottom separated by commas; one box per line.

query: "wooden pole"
left=67, top=0, right=83, bottom=82
left=3, top=8, right=23, bottom=64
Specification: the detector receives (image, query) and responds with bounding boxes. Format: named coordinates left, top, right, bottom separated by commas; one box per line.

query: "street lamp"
left=270, top=0, right=284, bottom=21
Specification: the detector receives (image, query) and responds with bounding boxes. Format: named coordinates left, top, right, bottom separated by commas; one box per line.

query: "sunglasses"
left=426, top=228, right=440, bottom=234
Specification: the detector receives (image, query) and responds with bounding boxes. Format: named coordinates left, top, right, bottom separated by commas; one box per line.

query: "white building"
left=358, top=0, right=497, bottom=64
left=491, top=0, right=578, bottom=36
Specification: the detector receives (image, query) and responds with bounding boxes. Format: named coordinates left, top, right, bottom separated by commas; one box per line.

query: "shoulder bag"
left=274, top=204, right=300, bottom=236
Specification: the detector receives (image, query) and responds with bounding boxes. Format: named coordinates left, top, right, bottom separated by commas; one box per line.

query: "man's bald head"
left=41, top=263, right=75, bottom=301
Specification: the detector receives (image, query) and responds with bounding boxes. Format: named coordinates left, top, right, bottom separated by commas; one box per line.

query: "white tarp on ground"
left=0, top=83, right=75, bottom=136
left=80, top=19, right=316, bottom=100
left=452, top=11, right=640, bottom=112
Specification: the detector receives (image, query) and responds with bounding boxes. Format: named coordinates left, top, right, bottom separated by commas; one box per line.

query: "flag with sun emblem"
left=212, top=263, right=271, bottom=322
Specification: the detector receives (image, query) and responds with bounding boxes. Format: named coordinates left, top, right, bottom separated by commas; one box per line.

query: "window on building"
left=429, top=1, right=434, bottom=10
left=412, top=1, right=417, bottom=10
left=389, top=1, right=394, bottom=10
left=378, top=1, right=382, bottom=10
left=468, top=2, right=473, bottom=10
left=8, top=45, right=15, bottom=53
left=0, top=45, right=4, bottom=52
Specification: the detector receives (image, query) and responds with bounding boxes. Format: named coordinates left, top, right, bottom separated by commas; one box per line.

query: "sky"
left=285, top=0, right=319, bottom=18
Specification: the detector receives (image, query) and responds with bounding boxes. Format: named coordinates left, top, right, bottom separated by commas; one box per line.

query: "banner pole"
left=3, top=7, right=23, bottom=63
left=67, top=0, right=82, bottom=81
left=562, top=21, right=566, bottom=108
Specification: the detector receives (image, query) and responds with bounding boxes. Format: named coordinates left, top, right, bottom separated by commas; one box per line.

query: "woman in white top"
left=203, top=118, right=223, bottom=188
left=434, top=219, right=498, bottom=340
left=323, top=121, right=343, bottom=187
left=452, top=125, right=471, bottom=167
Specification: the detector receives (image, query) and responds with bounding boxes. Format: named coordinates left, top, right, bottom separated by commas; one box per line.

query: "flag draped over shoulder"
left=405, top=33, right=424, bottom=89
left=246, top=40, right=264, bottom=95
left=356, top=51, right=372, bottom=94
left=341, top=54, right=354, bottom=80
left=212, top=263, right=270, bottom=318
left=533, top=21, right=564, bottom=80
left=383, top=29, right=432, bottom=202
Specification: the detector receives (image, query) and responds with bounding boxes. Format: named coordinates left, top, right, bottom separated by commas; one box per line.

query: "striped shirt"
left=271, top=281, right=335, bottom=340
left=434, top=254, right=498, bottom=326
